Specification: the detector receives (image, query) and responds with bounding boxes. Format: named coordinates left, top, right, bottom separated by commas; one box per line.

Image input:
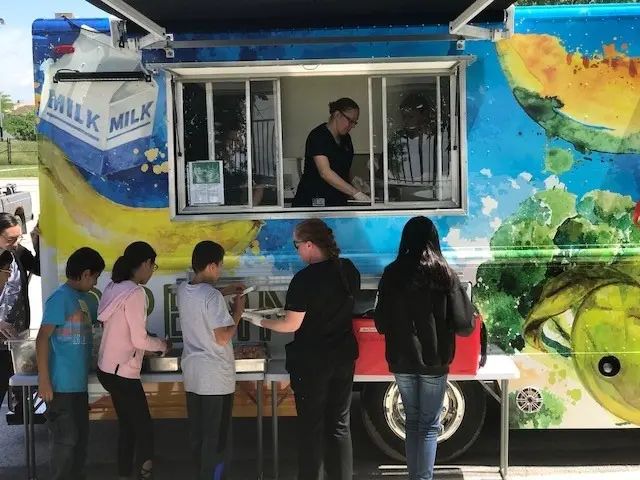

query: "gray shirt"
left=178, top=282, right=236, bottom=395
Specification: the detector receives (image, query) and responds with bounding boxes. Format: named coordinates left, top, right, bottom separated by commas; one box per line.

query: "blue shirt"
left=41, top=284, right=96, bottom=393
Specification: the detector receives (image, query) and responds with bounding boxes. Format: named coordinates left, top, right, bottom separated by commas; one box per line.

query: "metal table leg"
left=271, top=381, right=279, bottom=480
left=28, top=386, right=36, bottom=478
left=22, top=386, right=31, bottom=480
left=499, top=379, right=509, bottom=480
left=257, top=379, right=263, bottom=480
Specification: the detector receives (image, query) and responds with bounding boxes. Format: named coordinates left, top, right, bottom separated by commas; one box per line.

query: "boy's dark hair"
left=192, top=241, right=225, bottom=273
left=0, top=250, right=13, bottom=270
left=66, top=247, right=105, bottom=280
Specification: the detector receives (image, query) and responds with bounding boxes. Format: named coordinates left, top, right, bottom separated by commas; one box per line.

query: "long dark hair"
left=396, top=216, right=454, bottom=291
left=112, top=241, right=156, bottom=283
left=295, top=218, right=351, bottom=295
left=0, top=213, right=19, bottom=234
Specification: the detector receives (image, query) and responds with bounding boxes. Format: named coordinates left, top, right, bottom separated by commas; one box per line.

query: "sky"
left=0, top=1, right=108, bottom=104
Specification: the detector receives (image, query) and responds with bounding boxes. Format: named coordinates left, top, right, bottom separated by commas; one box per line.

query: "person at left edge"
left=36, top=247, right=105, bottom=480
left=0, top=213, right=40, bottom=421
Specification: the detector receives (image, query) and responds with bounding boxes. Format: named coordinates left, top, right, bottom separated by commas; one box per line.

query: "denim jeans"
left=394, top=374, right=448, bottom=480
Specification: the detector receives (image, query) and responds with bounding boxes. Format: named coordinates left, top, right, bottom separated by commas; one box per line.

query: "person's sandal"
left=138, top=465, right=153, bottom=480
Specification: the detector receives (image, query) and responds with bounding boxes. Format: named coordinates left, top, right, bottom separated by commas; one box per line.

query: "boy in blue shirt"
left=35, top=247, right=105, bottom=480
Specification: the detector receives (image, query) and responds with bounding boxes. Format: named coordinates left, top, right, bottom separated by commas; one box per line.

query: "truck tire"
left=360, top=380, right=486, bottom=462
left=15, top=213, right=26, bottom=234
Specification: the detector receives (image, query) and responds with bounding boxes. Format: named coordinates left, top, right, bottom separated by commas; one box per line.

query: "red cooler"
left=353, top=314, right=484, bottom=376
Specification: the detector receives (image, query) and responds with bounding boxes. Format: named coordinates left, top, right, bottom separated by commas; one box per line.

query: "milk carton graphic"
left=39, top=26, right=158, bottom=176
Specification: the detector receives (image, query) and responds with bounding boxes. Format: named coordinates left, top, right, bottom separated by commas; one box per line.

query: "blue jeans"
left=394, top=374, right=448, bottom=480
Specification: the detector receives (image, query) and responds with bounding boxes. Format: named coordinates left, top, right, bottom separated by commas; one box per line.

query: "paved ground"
left=2, top=399, right=640, bottom=479
left=3, top=178, right=640, bottom=479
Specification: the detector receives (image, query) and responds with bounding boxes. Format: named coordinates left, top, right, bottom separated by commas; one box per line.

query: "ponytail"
left=295, top=219, right=351, bottom=296
left=111, top=255, right=134, bottom=283
left=111, top=241, right=157, bottom=284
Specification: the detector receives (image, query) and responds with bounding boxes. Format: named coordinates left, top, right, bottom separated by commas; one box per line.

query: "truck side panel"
left=32, top=5, right=640, bottom=429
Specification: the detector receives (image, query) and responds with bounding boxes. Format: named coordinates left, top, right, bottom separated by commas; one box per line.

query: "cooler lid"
left=86, top=0, right=516, bottom=35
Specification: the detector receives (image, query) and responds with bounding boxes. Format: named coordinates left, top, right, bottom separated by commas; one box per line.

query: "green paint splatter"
left=509, top=388, right=567, bottom=429
left=567, top=389, right=582, bottom=402
left=512, top=87, right=640, bottom=154
left=545, top=147, right=574, bottom=174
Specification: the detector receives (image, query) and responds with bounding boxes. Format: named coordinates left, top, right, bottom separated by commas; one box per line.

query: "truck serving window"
left=167, top=58, right=469, bottom=220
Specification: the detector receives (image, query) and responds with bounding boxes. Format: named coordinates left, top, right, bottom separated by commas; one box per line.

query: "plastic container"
left=353, top=315, right=483, bottom=377
left=6, top=329, right=39, bottom=375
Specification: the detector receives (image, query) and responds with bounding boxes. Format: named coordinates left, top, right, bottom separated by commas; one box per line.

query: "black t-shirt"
left=284, top=258, right=361, bottom=368
left=292, top=123, right=354, bottom=207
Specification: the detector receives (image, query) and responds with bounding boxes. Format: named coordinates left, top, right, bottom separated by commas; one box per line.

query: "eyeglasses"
left=293, top=240, right=304, bottom=250
left=340, top=111, right=358, bottom=127
left=2, top=234, right=22, bottom=244
left=152, top=263, right=159, bottom=272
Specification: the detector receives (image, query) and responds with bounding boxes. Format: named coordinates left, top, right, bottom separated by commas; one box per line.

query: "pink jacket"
left=97, top=280, right=166, bottom=379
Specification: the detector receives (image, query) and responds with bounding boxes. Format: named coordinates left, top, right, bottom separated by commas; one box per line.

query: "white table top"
left=265, top=352, right=520, bottom=383
left=10, top=370, right=265, bottom=387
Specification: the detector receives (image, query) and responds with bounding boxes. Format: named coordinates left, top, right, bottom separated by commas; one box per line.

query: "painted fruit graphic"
left=38, top=137, right=263, bottom=270
left=497, top=34, right=640, bottom=153
left=524, top=267, right=640, bottom=424
left=572, top=283, right=640, bottom=424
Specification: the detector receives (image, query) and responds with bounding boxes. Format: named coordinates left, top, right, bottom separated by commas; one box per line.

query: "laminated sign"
left=39, top=28, right=158, bottom=175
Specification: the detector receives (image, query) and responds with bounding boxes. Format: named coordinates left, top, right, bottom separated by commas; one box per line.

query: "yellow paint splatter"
left=34, top=93, right=41, bottom=104
left=34, top=82, right=41, bottom=89
left=35, top=117, right=40, bottom=125
left=152, top=164, right=162, bottom=175
left=133, top=148, right=140, bottom=154
left=161, top=161, right=169, bottom=173
left=144, top=148, right=159, bottom=162
left=567, top=389, right=582, bottom=402
left=141, top=164, right=149, bottom=172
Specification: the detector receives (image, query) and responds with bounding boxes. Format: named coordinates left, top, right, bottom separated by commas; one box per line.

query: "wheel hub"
left=382, top=381, right=466, bottom=443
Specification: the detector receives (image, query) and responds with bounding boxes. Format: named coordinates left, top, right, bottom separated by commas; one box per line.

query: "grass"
left=0, top=140, right=39, bottom=177
left=0, top=166, right=38, bottom=178
left=0, top=140, right=38, bottom=166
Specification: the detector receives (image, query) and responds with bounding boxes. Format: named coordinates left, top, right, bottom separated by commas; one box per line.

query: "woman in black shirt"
left=292, top=97, right=371, bottom=208
left=374, top=216, right=475, bottom=480
left=253, top=218, right=360, bottom=480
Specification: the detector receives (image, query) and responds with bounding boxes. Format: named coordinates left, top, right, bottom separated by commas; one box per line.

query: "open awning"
left=87, top=0, right=516, bottom=41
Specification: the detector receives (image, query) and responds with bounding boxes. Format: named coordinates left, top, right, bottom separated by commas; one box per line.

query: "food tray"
left=143, top=354, right=181, bottom=373
left=234, top=342, right=268, bottom=373
left=6, top=329, right=39, bottom=375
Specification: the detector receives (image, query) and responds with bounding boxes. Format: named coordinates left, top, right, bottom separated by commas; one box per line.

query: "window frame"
left=162, top=56, right=472, bottom=220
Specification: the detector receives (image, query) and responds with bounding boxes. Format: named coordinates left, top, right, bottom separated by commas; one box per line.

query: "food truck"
left=29, top=0, right=640, bottom=466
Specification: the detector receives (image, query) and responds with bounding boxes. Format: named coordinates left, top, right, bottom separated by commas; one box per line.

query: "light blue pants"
left=394, top=374, right=448, bottom=480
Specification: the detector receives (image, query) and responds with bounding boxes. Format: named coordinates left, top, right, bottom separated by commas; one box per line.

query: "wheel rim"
left=382, top=381, right=466, bottom=443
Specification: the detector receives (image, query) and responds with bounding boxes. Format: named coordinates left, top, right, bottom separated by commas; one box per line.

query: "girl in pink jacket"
left=96, top=242, right=169, bottom=480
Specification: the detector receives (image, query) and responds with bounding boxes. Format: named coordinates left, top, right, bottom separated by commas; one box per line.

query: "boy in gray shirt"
left=178, top=241, right=245, bottom=480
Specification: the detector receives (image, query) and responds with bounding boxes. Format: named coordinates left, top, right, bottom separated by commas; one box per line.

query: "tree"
left=3, top=110, right=37, bottom=141
left=0, top=92, right=14, bottom=115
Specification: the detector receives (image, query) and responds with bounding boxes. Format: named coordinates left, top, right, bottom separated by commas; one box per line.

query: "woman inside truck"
left=0, top=213, right=40, bottom=422
left=373, top=216, right=475, bottom=480
left=247, top=218, right=361, bottom=480
left=292, top=98, right=371, bottom=208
